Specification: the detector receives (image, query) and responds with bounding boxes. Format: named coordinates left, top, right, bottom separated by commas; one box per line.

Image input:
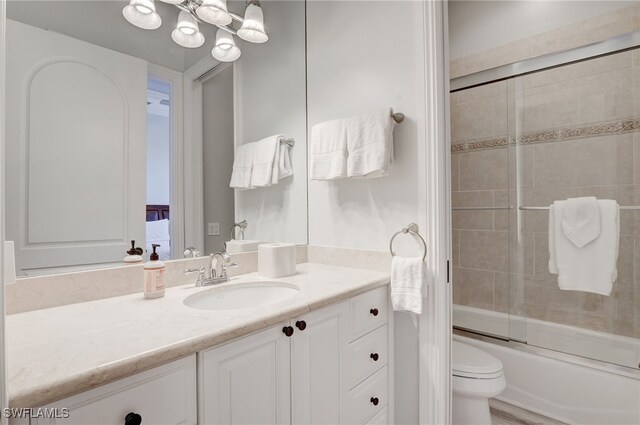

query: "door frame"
left=0, top=0, right=7, bottom=418
left=147, top=63, right=185, bottom=259
left=182, top=54, right=219, bottom=255
left=418, top=1, right=451, bottom=424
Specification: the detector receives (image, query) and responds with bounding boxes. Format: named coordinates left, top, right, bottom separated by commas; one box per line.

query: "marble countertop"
left=6, top=263, right=390, bottom=407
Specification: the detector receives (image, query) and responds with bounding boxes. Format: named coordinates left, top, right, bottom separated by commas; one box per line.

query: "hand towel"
left=229, top=142, right=256, bottom=189
left=251, top=135, right=281, bottom=188
left=549, top=199, right=619, bottom=296
left=346, top=108, right=395, bottom=178
left=391, top=256, right=427, bottom=314
left=561, top=197, right=601, bottom=248
left=278, top=138, right=293, bottom=181
left=309, top=119, right=348, bottom=180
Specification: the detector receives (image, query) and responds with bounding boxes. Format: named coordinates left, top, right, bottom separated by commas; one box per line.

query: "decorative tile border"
left=452, top=118, right=640, bottom=153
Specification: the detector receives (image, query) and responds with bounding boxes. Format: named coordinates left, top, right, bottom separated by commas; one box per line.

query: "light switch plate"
left=208, top=222, right=220, bottom=236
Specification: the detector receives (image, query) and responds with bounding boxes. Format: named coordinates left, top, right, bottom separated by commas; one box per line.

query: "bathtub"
left=454, top=305, right=640, bottom=424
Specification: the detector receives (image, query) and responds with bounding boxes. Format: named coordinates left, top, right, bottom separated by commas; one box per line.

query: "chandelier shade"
left=211, top=29, right=241, bottom=62
left=196, top=0, right=233, bottom=26
left=172, top=11, right=205, bottom=48
left=237, top=4, right=268, bottom=43
left=122, top=0, right=162, bottom=30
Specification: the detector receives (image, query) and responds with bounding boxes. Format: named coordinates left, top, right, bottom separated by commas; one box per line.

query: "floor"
left=490, top=399, right=567, bottom=425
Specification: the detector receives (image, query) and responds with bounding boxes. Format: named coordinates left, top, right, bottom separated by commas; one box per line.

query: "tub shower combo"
left=451, top=32, right=640, bottom=424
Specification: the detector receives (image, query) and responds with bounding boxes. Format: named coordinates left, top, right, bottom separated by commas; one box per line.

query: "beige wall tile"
left=457, top=80, right=506, bottom=104
left=458, top=149, right=508, bottom=191
left=523, top=85, right=580, bottom=133
left=451, top=98, right=494, bottom=143
left=459, top=230, right=509, bottom=272
left=452, top=190, right=494, bottom=231
left=452, top=229, right=460, bottom=267
left=579, top=69, right=634, bottom=124
left=452, top=266, right=494, bottom=310
left=451, top=153, right=460, bottom=191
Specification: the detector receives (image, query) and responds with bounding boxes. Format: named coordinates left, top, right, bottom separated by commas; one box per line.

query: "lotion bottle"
left=124, top=240, right=143, bottom=264
left=144, top=244, right=165, bottom=299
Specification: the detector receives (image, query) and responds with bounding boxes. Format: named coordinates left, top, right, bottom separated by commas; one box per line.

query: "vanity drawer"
left=33, top=356, right=196, bottom=425
left=366, top=407, right=388, bottom=425
left=350, top=287, right=388, bottom=340
left=348, top=325, right=388, bottom=389
left=349, top=366, right=388, bottom=425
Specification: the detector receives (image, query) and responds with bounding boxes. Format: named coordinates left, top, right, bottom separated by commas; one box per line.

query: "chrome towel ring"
left=389, top=223, right=427, bottom=262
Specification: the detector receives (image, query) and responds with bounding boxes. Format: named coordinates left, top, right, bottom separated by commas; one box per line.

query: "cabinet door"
left=200, top=324, right=291, bottom=425
left=291, top=301, right=349, bottom=424
left=33, top=355, right=196, bottom=425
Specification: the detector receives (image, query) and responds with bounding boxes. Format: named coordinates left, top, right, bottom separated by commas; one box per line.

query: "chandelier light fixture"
left=122, top=0, right=268, bottom=62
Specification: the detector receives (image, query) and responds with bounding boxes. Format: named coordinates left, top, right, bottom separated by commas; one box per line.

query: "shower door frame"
left=450, top=29, right=640, bottom=378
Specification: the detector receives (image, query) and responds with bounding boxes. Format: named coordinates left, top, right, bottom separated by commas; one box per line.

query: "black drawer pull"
left=370, top=397, right=379, bottom=406
left=295, top=320, right=307, bottom=331
left=370, top=353, right=379, bottom=361
left=125, top=412, right=142, bottom=425
left=369, top=308, right=379, bottom=316
left=283, top=326, right=294, bottom=337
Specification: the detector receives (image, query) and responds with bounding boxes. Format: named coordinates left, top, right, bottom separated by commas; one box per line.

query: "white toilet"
left=452, top=341, right=507, bottom=425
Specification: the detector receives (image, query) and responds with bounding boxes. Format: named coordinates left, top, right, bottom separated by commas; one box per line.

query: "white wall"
left=448, top=0, right=635, bottom=59
left=203, top=66, right=235, bottom=254
left=234, top=1, right=307, bottom=245
left=306, top=1, right=423, bottom=252
left=147, top=113, right=171, bottom=205
left=306, top=2, right=426, bottom=423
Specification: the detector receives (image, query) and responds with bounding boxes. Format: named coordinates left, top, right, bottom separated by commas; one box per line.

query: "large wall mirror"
left=4, top=0, right=308, bottom=277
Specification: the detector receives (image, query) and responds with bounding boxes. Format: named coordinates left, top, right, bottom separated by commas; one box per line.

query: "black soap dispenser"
left=124, top=240, right=144, bottom=264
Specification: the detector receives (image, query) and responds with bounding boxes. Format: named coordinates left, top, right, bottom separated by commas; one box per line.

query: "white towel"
left=230, top=142, right=256, bottom=189
left=549, top=199, right=619, bottom=296
left=309, top=119, right=348, bottom=180
left=278, top=138, right=293, bottom=181
left=346, top=109, right=395, bottom=178
left=391, top=256, right=427, bottom=314
left=251, top=135, right=281, bottom=188
left=561, top=197, right=601, bottom=248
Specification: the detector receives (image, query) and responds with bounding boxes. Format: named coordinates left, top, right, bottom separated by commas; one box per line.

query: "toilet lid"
left=452, top=341, right=503, bottom=379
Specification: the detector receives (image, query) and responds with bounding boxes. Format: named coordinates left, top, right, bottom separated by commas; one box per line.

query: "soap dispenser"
left=144, top=244, right=166, bottom=299
left=124, top=240, right=144, bottom=264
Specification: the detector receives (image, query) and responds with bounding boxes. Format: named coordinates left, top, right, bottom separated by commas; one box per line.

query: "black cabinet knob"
left=125, top=412, right=142, bottom=425
left=295, top=320, right=307, bottom=331
left=370, top=353, right=379, bottom=361
left=370, top=397, right=379, bottom=406
left=370, top=308, right=379, bottom=316
left=282, top=326, right=294, bottom=337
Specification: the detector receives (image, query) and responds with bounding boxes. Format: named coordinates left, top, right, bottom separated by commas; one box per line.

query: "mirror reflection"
left=5, top=0, right=308, bottom=277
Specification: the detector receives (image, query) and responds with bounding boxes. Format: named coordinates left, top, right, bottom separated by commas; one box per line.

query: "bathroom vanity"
left=7, top=264, right=393, bottom=425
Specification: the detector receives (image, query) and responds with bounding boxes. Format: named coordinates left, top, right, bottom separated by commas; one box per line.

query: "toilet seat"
left=452, top=341, right=503, bottom=379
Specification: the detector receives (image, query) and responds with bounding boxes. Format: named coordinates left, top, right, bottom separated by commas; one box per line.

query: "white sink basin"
left=183, top=281, right=300, bottom=311
left=225, top=240, right=260, bottom=254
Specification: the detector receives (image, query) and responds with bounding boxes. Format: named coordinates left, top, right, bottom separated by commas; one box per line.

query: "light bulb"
left=211, top=29, right=241, bottom=62
left=172, top=11, right=205, bottom=48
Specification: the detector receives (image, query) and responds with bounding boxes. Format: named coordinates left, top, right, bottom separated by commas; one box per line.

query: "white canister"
left=258, top=243, right=296, bottom=278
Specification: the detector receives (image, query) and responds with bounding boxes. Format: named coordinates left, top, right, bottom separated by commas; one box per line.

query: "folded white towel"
left=346, top=108, right=395, bottom=178
left=391, top=256, right=427, bottom=314
left=562, top=197, right=601, bottom=248
left=251, top=135, right=281, bottom=188
left=229, top=142, right=256, bottom=189
left=309, top=119, right=348, bottom=180
left=549, top=199, right=619, bottom=296
left=278, top=138, right=293, bottom=181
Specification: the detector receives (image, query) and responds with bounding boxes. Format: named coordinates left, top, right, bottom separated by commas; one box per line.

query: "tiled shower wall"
left=451, top=50, right=640, bottom=339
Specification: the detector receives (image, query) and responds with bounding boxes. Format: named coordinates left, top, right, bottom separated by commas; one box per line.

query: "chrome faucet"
left=230, top=220, right=248, bottom=240
left=192, top=251, right=237, bottom=287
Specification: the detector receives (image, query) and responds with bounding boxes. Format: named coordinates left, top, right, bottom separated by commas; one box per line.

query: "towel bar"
left=389, top=223, right=427, bottom=261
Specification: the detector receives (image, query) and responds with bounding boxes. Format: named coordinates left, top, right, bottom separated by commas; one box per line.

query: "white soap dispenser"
left=124, top=240, right=143, bottom=264
left=144, top=244, right=165, bottom=299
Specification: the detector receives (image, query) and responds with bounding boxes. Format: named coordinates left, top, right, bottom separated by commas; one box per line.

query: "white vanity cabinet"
left=32, top=355, right=197, bottom=425
left=200, top=286, right=392, bottom=425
